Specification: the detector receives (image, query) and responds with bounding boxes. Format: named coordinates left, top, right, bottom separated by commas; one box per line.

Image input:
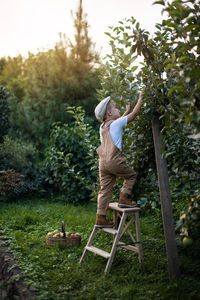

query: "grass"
left=0, top=198, right=199, bottom=300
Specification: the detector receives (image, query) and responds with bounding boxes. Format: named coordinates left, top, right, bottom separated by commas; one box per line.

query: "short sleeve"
left=109, top=116, right=127, bottom=151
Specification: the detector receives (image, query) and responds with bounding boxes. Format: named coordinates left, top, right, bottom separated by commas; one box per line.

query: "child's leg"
left=97, top=171, right=116, bottom=215
left=115, top=162, right=137, bottom=195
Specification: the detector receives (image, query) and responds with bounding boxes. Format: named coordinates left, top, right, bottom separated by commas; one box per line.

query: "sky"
left=0, top=0, right=164, bottom=58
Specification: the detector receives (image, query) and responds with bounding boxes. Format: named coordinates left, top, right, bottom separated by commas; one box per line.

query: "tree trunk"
left=152, top=117, right=180, bottom=280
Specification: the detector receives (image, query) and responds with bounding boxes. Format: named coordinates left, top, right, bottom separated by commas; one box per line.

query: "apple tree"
left=97, top=17, right=183, bottom=279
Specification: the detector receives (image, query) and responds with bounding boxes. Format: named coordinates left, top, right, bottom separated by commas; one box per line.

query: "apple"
left=47, top=231, right=54, bottom=237
left=53, top=232, right=61, bottom=238
left=182, top=237, right=193, bottom=247
left=70, top=233, right=75, bottom=238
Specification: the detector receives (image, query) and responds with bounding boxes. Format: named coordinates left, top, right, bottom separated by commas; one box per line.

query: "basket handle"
left=62, top=221, right=66, bottom=238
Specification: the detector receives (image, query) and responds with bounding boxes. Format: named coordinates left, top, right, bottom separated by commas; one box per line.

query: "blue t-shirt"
left=100, top=116, right=127, bottom=151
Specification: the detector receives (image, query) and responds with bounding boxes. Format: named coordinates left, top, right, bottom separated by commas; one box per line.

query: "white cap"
left=94, top=96, right=111, bottom=121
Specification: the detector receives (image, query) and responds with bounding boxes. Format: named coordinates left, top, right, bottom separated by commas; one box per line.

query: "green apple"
left=53, top=232, right=61, bottom=238
left=47, top=231, right=54, bottom=237
left=182, top=237, right=193, bottom=247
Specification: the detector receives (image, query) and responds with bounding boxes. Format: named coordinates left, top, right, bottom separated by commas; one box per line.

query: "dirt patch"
left=0, top=236, right=37, bottom=300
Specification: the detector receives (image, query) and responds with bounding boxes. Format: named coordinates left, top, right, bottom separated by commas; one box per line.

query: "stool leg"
left=105, top=212, right=127, bottom=273
left=135, top=212, right=143, bottom=264
left=80, top=226, right=98, bottom=264
left=114, top=211, right=118, bottom=229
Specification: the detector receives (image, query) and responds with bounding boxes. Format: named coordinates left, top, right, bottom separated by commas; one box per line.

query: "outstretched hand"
left=139, top=87, right=146, bottom=100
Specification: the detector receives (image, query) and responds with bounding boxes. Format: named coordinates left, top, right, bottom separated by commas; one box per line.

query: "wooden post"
left=152, top=117, right=180, bottom=280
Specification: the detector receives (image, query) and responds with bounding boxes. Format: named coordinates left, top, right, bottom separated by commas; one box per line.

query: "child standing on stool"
left=94, top=88, right=145, bottom=227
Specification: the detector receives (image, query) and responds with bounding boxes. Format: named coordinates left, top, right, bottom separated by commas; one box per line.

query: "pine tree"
left=70, top=0, right=98, bottom=76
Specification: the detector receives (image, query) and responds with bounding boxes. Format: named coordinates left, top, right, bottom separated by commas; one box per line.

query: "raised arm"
left=127, top=88, right=145, bottom=124
left=122, top=103, right=131, bottom=117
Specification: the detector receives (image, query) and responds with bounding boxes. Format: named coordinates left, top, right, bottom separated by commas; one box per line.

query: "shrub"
left=0, top=86, right=10, bottom=142
left=44, top=106, right=98, bottom=204
left=0, top=136, right=39, bottom=172
left=0, top=169, right=26, bottom=200
left=0, top=137, right=46, bottom=200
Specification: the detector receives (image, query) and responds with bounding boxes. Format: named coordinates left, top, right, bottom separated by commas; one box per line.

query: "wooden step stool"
left=80, top=202, right=143, bottom=273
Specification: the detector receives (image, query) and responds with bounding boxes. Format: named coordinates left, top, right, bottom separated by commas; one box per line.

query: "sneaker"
left=96, top=214, right=114, bottom=228
left=118, top=192, right=136, bottom=208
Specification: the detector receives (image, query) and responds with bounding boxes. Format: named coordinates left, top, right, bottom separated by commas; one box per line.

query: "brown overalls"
left=96, top=120, right=137, bottom=215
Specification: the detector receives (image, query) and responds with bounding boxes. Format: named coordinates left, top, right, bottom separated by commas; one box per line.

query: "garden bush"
left=44, top=106, right=98, bottom=204
left=0, top=137, right=46, bottom=201
left=0, top=169, right=29, bottom=200
left=0, top=136, right=39, bottom=172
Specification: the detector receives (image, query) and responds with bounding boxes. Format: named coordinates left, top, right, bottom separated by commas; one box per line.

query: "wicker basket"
left=46, top=221, right=81, bottom=247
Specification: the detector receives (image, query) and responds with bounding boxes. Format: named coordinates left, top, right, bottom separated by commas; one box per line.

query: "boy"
left=94, top=88, right=145, bottom=227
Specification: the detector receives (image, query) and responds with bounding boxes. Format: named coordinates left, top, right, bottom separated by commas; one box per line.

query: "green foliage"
left=0, top=137, right=46, bottom=200
left=176, top=191, right=200, bottom=252
left=96, top=18, right=160, bottom=208
left=0, top=4, right=100, bottom=150
left=162, top=124, right=200, bottom=206
left=0, top=169, right=24, bottom=197
left=0, top=136, right=39, bottom=172
left=2, top=44, right=99, bottom=149
left=44, top=106, right=98, bottom=204
left=97, top=12, right=200, bottom=214
left=0, top=169, right=36, bottom=201
left=0, top=55, right=24, bottom=100
left=70, top=0, right=99, bottom=77
left=0, top=86, right=10, bottom=142
left=157, top=0, right=200, bottom=130
left=0, top=199, right=200, bottom=299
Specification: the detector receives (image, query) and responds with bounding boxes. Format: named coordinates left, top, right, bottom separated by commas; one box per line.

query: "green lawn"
left=0, top=198, right=199, bottom=300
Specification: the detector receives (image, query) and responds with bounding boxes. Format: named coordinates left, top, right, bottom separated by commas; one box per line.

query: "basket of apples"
left=46, top=221, right=81, bottom=247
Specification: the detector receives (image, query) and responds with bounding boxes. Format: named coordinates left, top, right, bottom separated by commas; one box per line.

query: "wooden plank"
left=118, top=242, right=138, bottom=252
left=108, top=202, right=140, bottom=213
left=152, top=117, right=180, bottom=279
left=105, top=212, right=127, bottom=273
left=127, top=229, right=136, bottom=244
left=135, top=212, right=143, bottom=263
left=85, top=246, right=110, bottom=259
left=120, top=216, right=135, bottom=239
left=80, top=226, right=98, bottom=264
left=102, top=228, right=118, bottom=235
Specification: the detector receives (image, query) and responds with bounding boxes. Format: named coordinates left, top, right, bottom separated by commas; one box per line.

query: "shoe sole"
left=118, top=204, right=137, bottom=208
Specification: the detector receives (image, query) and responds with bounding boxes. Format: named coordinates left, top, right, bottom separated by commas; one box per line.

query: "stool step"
left=85, top=246, right=110, bottom=259
left=101, top=228, right=118, bottom=235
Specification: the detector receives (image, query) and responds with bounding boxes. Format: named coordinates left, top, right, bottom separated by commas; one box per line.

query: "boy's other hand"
left=126, top=102, right=131, bottom=113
